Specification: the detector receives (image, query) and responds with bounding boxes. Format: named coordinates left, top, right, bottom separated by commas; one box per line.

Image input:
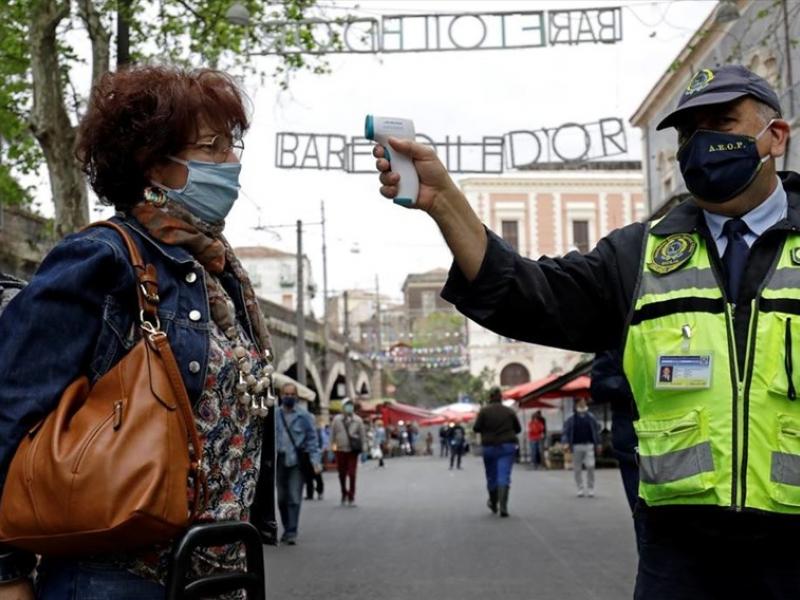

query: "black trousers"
left=304, top=469, right=324, bottom=499
left=635, top=508, right=800, bottom=599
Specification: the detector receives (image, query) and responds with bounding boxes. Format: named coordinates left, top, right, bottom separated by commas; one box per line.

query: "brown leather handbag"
left=0, top=221, right=206, bottom=556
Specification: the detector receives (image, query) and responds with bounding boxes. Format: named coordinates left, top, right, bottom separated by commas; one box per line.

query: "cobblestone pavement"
left=264, top=453, right=637, bottom=600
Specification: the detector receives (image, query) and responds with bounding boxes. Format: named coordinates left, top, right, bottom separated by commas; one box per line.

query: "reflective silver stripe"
left=768, top=268, right=800, bottom=291
left=771, top=452, right=800, bottom=486
left=639, top=442, right=714, bottom=484
left=639, top=268, right=719, bottom=298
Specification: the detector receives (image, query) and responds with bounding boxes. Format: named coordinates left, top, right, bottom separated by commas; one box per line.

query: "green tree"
left=0, top=0, right=338, bottom=237
left=411, top=311, right=465, bottom=348
left=390, top=367, right=494, bottom=408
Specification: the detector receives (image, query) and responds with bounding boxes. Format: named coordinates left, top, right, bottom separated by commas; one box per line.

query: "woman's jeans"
left=481, top=442, right=517, bottom=491
left=36, top=558, right=165, bottom=599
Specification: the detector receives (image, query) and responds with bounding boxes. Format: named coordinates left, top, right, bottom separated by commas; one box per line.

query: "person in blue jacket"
left=0, top=65, right=275, bottom=599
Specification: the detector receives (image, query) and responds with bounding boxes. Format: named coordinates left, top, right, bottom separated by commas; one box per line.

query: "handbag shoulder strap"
left=86, top=220, right=207, bottom=519
left=86, top=221, right=160, bottom=325
left=280, top=409, right=302, bottom=451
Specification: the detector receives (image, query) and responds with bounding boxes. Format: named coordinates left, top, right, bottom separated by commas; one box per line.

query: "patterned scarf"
left=131, top=198, right=272, bottom=354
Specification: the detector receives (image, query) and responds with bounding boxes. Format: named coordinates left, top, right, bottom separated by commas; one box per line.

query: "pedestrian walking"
left=439, top=424, right=450, bottom=457
left=0, top=66, right=274, bottom=598
left=373, top=419, right=387, bottom=467
left=323, top=423, right=334, bottom=465
left=304, top=419, right=326, bottom=501
left=562, top=399, right=601, bottom=498
left=372, top=63, right=800, bottom=598
left=276, top=384, right=321, bottom=544
left=473, top=387, right=521, bottom=517
left=527, top=411, right=547, bottom=469
left=448, top=422, right=467, bottom=470
left=425, top=431, right=434, bottom=455
left=330, top=399, right=367, bottom=506
left=406, top=422, right=418, bottom=455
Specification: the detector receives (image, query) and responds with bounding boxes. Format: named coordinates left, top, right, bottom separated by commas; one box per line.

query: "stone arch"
left=499, top=362, right=531, bottom=387
left=355, top=370, right=371, bottom=397
left=275, top=346, right=325, bottom=402
left=326, top=361, right=347, bottom=400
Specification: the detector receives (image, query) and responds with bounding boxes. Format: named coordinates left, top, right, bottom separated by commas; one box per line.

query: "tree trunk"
left=29, top=0, right=89, bottom=237
left=77, top=0, right=111, bottom=86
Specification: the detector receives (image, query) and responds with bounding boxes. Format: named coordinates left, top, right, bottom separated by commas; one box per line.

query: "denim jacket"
left=276, top=407, right=321, bottom=469
left=0, top=216, right=261, bottom=498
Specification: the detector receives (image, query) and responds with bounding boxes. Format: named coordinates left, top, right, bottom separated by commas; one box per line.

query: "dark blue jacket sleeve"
left=0, top=234, right=131, bottom=496
left=441, top=224, right=646, bottom=353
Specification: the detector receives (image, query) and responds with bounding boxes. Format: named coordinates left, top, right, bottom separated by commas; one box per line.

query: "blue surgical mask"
left=344, top=404, right=354, bottom=414
left=677, top=120, right=773, bottom=204
left=153, top=157, right=241, bottom=222
left=281, top=395, right=297, bottom=409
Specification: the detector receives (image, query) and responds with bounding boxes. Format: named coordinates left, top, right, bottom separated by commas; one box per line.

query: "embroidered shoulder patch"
left=647, top=234, right=697, bottom=275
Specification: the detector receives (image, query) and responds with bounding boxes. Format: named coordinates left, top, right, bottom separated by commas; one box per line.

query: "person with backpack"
left=330, top=399, right=367, bottom=506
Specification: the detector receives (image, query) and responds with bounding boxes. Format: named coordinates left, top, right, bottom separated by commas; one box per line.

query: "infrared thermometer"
left=364, top=115, right=419, bottom=207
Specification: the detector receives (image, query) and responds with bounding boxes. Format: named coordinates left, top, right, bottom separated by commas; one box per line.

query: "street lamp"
left=714, top=1, right=740, bottom=25
left=226, top=2, right=251, bottom=26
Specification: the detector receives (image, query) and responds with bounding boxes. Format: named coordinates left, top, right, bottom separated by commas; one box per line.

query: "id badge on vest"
left=655, top=354, right=713, bottom=389
left=654, top=325, right=713, bottom=390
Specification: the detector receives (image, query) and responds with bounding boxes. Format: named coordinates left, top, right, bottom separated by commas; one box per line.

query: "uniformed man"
left=373, top=65, right=799, bottom=597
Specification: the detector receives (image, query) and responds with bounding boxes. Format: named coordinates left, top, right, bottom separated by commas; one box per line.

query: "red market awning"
left=419, top=408, right=477, bottom=426
left=379, top=402, right=437, bottom=425
left=505, top=359, right=594, bottom=409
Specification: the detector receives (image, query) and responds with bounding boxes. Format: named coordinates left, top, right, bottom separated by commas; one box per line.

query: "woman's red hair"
left=76, top=66, right=249, bottom=210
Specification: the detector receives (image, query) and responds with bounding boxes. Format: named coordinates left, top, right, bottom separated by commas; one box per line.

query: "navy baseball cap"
left=656, top=65, right=782, bottom=130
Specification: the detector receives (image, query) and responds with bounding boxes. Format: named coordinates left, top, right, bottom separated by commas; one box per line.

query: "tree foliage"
left=390, top=367, right=494, bottom=408
left=0, top=0, right=337, bottom=234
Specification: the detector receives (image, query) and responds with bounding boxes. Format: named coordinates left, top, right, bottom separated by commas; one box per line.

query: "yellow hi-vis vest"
left=623, top=227, right=800, bottom=514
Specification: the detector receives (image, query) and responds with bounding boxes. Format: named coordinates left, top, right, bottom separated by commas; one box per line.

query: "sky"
left=71, top=0, right=718, bottom=314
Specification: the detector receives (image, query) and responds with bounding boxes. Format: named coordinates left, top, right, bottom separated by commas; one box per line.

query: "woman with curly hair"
left=0, top=66, right=306, bottom=599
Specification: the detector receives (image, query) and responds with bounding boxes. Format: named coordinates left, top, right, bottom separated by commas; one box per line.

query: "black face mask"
left=281, top=395, right=297, bottom=408
left=677, top=121, right=773, bottom=204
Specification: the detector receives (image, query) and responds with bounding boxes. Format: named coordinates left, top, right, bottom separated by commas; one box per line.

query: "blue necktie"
left=722, top=218, right=750, bottom=302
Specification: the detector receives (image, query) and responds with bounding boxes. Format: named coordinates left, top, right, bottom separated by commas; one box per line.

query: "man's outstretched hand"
left=373, top=138, right=456, bottom=213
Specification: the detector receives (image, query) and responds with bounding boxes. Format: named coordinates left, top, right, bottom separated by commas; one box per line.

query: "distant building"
left=327, top=289, right=385, bottom=338
left=235, top=246, right=316, bottom=316
left=402, top=268, right=458, bottom=324
left=631, top=0, right=800, bottom=212
left=458, top=163, right=646, bottom=387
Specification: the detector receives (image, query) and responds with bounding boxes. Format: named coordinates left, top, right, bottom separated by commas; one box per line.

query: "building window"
left=421, top=290, right=436, bottom=315
left=501, top=220, right=519, bottom=251
left=500, top=363, right=530, bottom=387
left=572, top=220, right=590, bottom=253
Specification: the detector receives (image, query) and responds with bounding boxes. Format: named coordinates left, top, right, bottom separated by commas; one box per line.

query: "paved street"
left=264, top=454, right=638, bottom=600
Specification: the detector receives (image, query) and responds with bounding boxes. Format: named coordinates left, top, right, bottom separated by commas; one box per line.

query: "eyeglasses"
left=184, top=133, right=245, bottom=162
